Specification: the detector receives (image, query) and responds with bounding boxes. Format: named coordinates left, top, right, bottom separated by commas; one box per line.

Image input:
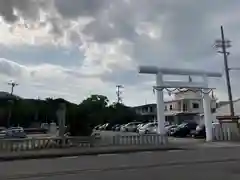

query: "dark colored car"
left=93, top=125, right=102, bottom=131
left=115, top=124, right=122, bottom=131
left=165, top=125, right=178, bottom=135
left=98, top=123, right=109, bottom=130
left=171, top=122, right=198, bottom=137
left=111, top=124, right=120, bottom=131
left=192, top=124, right=206, bottom=139
left=105, top=123, right=115, bottom=130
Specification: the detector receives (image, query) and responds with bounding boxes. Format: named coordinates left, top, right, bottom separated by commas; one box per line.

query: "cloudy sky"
left=0, top=0, right=239, bottom=106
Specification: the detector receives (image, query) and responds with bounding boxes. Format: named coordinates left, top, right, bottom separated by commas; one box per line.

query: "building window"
left=183, top=103, right=187, bottom=111
left=165, top=106, right=167, bottom=111
left=149, top=106, right=153, bottom=112
left=169, top=105, right=173, bottom=110
left=192, top=103, right=199, bottom=109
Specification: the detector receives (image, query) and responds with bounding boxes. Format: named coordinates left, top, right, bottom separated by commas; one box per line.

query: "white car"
left=120, top=122, right=141, bottom=132
left=138, top=122, right=158, bottom=134
left=4, top=127, right=27, bottom=139
left=136, top=123, right=147, bottom=132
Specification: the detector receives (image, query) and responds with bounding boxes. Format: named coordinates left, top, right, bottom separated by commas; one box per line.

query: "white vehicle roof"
left=8, top=127, right=23, bottom=129
left=141, top=122, right=157, bottom=129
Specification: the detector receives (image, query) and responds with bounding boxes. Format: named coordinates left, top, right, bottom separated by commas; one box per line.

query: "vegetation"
left=0, top=94, right=139, bottom=136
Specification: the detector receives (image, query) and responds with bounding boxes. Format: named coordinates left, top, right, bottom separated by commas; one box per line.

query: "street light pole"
left=214, top=26, right=234, bottom=116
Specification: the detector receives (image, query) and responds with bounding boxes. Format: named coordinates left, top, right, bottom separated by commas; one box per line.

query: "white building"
left=133, top=89, right=217, bottom=124
left=214, top=99, right=240, bottom=116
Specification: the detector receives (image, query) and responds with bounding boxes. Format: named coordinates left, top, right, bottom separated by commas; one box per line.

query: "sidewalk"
left=0, top=145, right=182, bottom=161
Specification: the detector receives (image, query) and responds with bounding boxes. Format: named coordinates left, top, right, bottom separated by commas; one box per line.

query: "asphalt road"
left=2, top=146, right=240, bottom=179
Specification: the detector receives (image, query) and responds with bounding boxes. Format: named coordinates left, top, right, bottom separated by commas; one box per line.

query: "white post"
left=202, top=75, right=213, bottom=142
left=56, top=103, right=66, bottom=138
left=156, top=72, right=165, bottom=135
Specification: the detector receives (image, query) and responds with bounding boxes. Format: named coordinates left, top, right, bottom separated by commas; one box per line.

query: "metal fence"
left=93, top=134, right=168, bottom=147
left=0, top=136, right=93, bottom=152
left=0, top=134, right=168, bottom=152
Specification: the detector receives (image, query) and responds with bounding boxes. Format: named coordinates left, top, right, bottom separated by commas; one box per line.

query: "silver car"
left=121, top=122, right=141, bottom=132
left=138, top=122, right=158, bottom=134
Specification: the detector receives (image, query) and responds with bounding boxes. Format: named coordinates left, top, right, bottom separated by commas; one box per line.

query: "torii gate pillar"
left=156, top=72, right=166, bottom=134
left=202, top=75, right=213, bottom=142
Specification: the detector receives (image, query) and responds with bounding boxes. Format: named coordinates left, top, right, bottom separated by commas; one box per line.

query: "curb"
left=0, top=146, right=186, bottom=162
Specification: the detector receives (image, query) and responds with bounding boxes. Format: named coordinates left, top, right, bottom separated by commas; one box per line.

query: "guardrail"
left=0, top=134, right=168, bottom=152
left=94, top=134, right=168, bottom=147
left=0, top=136, right=93, bottom=152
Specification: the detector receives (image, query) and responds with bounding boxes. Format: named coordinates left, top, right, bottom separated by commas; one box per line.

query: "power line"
left=116, top=85, right=124, bottom=104
left=214, top=25, right=234, bottom=116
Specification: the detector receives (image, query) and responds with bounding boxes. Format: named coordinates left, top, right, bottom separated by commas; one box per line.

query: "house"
left=134, top=103, right=157, bottom=122
left=213, top=99, right=240, bottom=117
left=133, top=89, right=217, bottom=124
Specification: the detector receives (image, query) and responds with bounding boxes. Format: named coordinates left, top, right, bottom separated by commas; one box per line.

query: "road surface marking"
left=58, top=156, right=79, bottom=159
left=168, top=149, right=184, bottom=153
left=98, top=153, right=118, bottom=157
left=137, top=151, right=153, bottom=154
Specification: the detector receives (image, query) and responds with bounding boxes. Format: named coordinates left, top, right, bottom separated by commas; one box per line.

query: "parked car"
left=97, top=124, right=105, bottom=130
left=191, top=124, right=206, bottom=139
left=121, top=122, right=142, bottom=132
left=138, top=122, right=158, bottom=134
left=165, top=125, right=178, bottom=135
left=136, top=123, right=147, bottom=133
left=111, top=124, right=120, bottom=131
left=93, top=125, right=102, bottom=131
left=171, top=122, right=198, bottom=137
left=99, top=123, right=109, bottom=130
left=4, top=127, right=27, bottom=139
left=115, top=124, right=122, bottom=131
left=192, top=122, right=220, bottom=139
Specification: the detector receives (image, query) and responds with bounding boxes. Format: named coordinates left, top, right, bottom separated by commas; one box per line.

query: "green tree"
left=68, top=95, right=109, bottom=136
left=0, top=93, right=140, bottom=136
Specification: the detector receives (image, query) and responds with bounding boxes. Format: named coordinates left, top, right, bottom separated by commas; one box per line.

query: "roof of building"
left=133, top=103, right=156, bottom=108
left=217, top=101, right=230, bottom=107
left=213, top=98, right=240, bottom=116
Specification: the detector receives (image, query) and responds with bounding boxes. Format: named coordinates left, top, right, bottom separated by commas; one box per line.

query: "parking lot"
left=96, top=130, right=205, bottom=145
left=94, top=121, right=207, bottom=142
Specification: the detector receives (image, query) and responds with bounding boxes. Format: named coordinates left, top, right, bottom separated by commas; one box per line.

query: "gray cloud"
left=54, top=0, right=109, bottom=19
left=0, top=0, right=49, bottom=23
left=1, top=0, right=240, bottom=102
left=0, top=0, right=18, bottom=22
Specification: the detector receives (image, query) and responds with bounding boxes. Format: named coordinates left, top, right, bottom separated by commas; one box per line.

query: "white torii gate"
left=139, top=66, right=222, bottom=142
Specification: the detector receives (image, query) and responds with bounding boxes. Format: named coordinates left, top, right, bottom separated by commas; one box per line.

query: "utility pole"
left=8, top=81, right=18, bottom=95
left=6, top=81, right=18, bottom=128
left=214, top=26, right=234, bottom=116
left=116, top=85, right=124, bottom=104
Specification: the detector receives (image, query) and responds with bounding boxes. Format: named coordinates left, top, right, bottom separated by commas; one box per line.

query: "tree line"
left=0, top=94, right=140, bottom=136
